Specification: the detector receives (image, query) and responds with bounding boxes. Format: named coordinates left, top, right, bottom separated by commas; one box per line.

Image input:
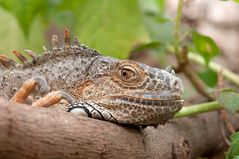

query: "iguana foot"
left=11, top=76, right=50, bottom=103
left=32, top=91, right=75, bottom=107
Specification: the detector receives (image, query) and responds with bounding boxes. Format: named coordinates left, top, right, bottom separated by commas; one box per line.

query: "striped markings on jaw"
left=106, top=95, right=184, bottom=107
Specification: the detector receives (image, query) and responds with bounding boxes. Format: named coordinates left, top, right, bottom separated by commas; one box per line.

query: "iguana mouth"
left=108, top=95, right=184, bottom=107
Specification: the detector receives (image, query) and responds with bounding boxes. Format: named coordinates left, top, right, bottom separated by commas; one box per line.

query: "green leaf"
left=0, top=0, right=46, bottom=36
left=192, top=31, right=220, bottom=64
left=0, top=7, right=45, bottom=59
left=198, top=68, right=217, bottom=87
left=217, top=90, right=239, bottom=113
left=61, top=0, right=148, bottom=59
left=226, top=132, right=239, bottom=159
left=156, top=0, right=166, bottom=12
left=132, top=41, right=160, bottom=52
left=0, top=7, right=26, bottom=59
left=145, top=17, right=173, bottom=44
left=139, top=0, right=174, bottom=45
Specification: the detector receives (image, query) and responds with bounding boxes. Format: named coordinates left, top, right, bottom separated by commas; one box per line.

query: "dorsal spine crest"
left=0, top=28, right=101, bottom=69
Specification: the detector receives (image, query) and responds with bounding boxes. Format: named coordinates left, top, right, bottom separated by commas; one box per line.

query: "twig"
left=173, top=1, right=214, bottom=101
left=215, top=70, right=235, bottom=146
left=175, top=46, right=214, bottom=100
left=188, top=53, right=239, bottom=87
left=181, top=61, right=215, bottom=100
left=174, top=0, right=183, bottom=55
left=174, top=101, right=221, bottom=118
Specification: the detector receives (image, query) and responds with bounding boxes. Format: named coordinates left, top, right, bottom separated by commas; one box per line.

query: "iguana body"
left=0, top=29, right=184, bottom=126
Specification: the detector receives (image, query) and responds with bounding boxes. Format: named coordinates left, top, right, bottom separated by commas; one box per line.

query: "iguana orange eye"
left=114, top=62, right=146, bottom=87
left=119, top=67, right=137, bottom=81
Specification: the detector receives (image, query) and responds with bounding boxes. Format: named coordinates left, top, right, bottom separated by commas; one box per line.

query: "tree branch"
left=0, top=100, right=238, bottom=159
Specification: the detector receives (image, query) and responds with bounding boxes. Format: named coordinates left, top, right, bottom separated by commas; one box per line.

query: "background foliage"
left=0, top=0, right=150, bottom=58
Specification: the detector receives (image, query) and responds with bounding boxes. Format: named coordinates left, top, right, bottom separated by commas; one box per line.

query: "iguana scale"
left=0, top=29, right=184, bottom=126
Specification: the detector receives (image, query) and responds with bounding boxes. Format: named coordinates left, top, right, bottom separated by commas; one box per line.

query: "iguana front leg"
left=32, top=91, right=75, bottom=107
left=11, top=76, right=50, bottom=103
left=11, top=76, right=75, bottom=107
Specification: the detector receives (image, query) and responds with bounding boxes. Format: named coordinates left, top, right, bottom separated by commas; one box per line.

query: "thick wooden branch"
left=0, top=100, right=238, bottom=159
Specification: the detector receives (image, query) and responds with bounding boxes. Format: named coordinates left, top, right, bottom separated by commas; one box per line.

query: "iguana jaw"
left=104, top=94, right=184, bottom=107
left=96, top=96, right=183, bottom=125
left=92, top=88, right=184, bottom=125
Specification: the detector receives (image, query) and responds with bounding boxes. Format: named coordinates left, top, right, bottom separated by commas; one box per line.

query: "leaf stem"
left=188, top=53, right=239, bottom=87
left=174, top=0, right=183, bottom=55
left=173, top=0, right=213, bottom=100
left=174, top=101, right=222, bottom=118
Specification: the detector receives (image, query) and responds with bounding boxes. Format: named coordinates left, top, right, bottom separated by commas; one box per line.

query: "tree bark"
left=0, top=99, right=238, bottom=159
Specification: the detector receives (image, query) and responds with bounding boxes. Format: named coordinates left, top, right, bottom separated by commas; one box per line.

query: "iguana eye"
left=113, top=61, right=147, bottom=88
left=119, top=66, right=137, bottom=81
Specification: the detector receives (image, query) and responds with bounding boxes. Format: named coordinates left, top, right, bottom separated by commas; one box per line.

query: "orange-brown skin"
left=11, top=77, right=48, bottom=103
left=0, top=55, right=17, bottom=68
left=32, top=91, right=75, bottom=107
left=12, top=50, right=28, bottom=64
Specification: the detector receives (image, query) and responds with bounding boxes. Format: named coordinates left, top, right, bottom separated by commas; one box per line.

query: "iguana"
left=0, top=28, right=184, bottom=126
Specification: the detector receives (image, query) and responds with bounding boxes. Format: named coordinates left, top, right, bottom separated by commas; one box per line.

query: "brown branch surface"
left=0, top=100, right=238, bottom=159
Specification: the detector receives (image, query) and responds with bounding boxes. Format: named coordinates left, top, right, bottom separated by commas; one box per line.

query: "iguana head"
left=72, top=56, right=183, bottom=126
